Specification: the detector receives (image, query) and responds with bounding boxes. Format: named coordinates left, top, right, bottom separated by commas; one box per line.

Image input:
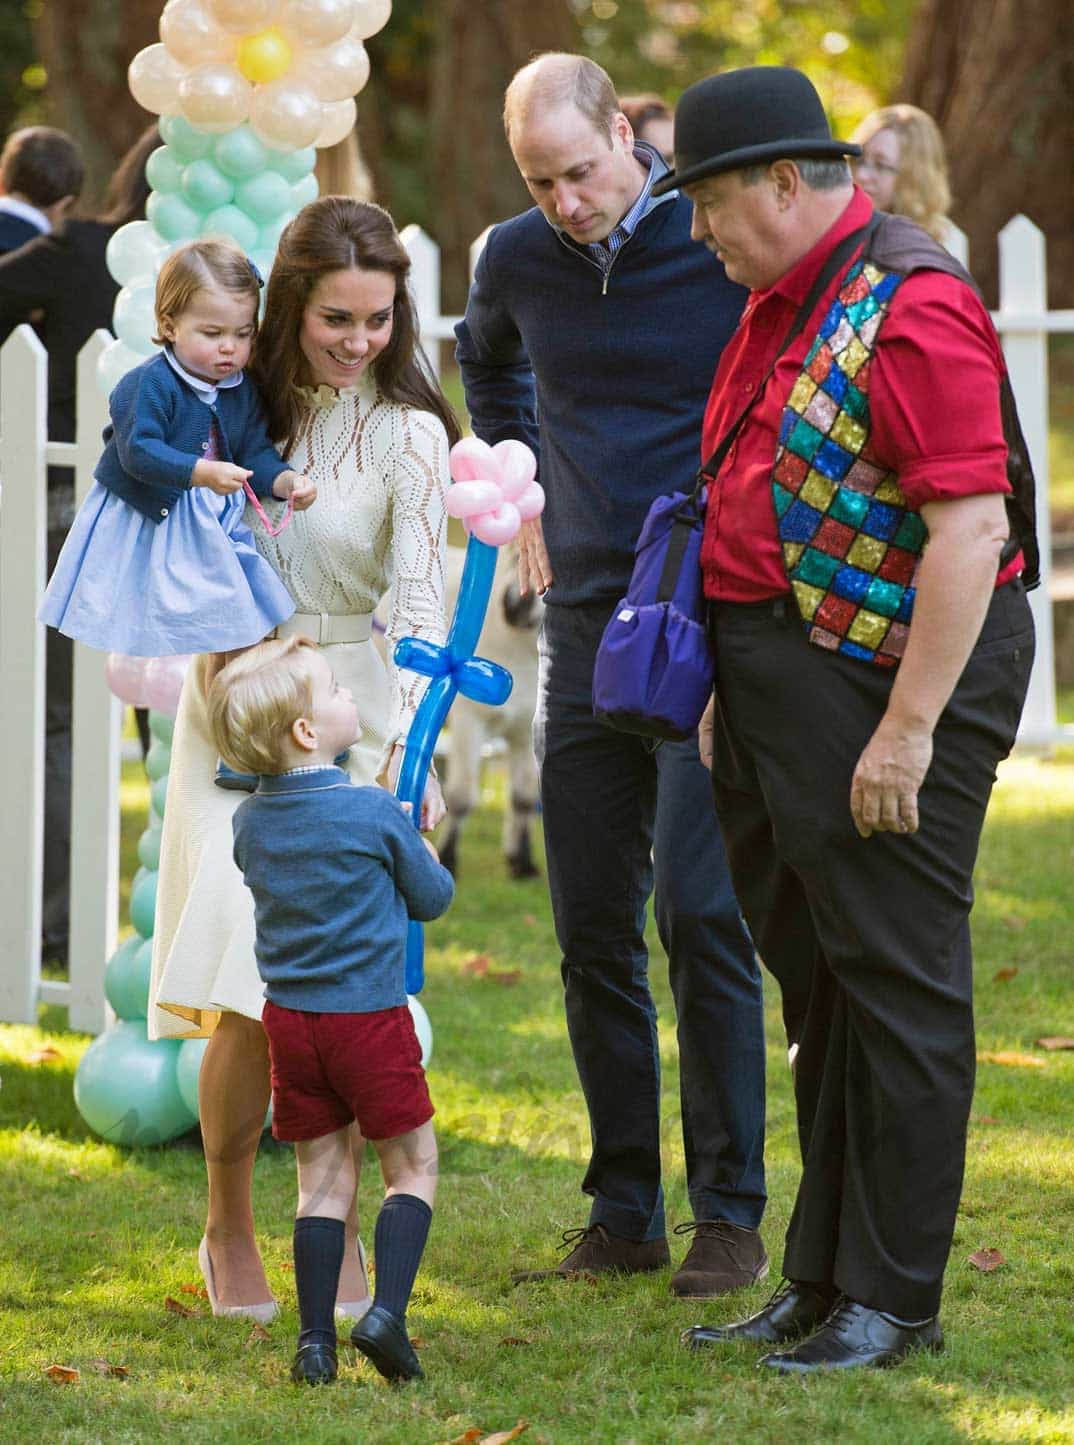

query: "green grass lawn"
left=3, top=750, right=1073, bottom=1443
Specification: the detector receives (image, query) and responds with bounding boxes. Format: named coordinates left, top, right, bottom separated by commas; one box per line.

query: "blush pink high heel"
left=198, top=1237, right=279, bottom=1325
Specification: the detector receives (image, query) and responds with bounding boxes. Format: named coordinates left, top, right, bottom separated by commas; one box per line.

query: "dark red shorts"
left=262, top=1000, right=434, bottom=1143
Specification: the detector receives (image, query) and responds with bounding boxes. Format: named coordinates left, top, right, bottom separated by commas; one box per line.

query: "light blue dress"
left=40, top=356, right=294, bottom=657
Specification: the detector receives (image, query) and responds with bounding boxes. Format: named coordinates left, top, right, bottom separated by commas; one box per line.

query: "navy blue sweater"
left=232, top=769, right=455, bottom=1013
left=455, top=192, right=745, bottom=608
left=95, top=352, right=290, bottom=525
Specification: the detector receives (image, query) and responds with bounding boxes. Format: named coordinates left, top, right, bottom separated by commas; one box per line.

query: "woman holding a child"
left=148, top=196, right=460, bottom=1321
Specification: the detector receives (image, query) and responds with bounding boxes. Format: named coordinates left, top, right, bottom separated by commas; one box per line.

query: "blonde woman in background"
left=850, top=103, right=952, bottom=245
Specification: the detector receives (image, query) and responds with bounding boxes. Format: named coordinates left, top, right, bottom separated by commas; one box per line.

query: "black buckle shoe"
left=682, top=1279, right=836, bottom=1350
left=760, top=1297, right=943, bottom=1374
left=290, top=1340, right=337, bottom=1385
left=350, top=1304, right=424, bottom=1382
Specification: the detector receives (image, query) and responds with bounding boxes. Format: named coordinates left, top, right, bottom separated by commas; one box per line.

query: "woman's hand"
left=387, top=745, right=447, bottom=831
left=273, top=470, right=317, bottom=510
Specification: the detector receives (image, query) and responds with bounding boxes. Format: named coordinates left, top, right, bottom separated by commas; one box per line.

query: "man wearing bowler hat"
left=653, top=66, right=1037, bottom=1371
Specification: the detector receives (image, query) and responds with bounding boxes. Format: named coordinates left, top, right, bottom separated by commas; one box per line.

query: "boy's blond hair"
left=208, top=636, right=319, bottom=777
left=152, top=237, right=262, bottom=346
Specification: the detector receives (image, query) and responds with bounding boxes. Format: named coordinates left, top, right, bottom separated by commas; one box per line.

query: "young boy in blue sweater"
left=209, top=636, right=454, bottom=1387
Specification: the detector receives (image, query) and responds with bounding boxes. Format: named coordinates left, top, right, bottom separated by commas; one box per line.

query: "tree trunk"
left=36, top=0, right=162, bottom=211
left=901, top=0, right=1074, bottom=305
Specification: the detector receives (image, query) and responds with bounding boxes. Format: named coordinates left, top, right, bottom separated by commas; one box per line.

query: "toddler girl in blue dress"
left=40, top=238, right=315, bottom=661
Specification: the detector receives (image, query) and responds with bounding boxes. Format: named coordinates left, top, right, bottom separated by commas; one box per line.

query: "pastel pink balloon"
left=105, top=653, right=151, bottom=707
left=515, top=479, right=545, bottom=522
left=471, top=501, right=522, bottom=547
left=143, top=654, right=193, bottom=716
left=491, top=438, right=537, bottom=500
left=444, top=479, right=503, bottom=519
left=449, top=436, right=502, bottom=484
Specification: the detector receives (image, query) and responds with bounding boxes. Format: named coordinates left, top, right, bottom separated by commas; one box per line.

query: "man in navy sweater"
left=456, top=53, right=768, bottom=1298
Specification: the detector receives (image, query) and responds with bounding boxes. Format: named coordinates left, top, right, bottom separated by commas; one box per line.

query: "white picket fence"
left=0, top=217, right=1071, bottom=1034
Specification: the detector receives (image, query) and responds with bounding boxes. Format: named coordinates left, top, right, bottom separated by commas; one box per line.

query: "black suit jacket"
left=0, top=210, right=44, bottom=255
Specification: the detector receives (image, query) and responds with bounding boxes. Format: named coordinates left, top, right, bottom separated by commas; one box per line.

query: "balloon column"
left=74, top=654, right=206, bottom=1144
left=395, top=437, right=545, bottom=994
left=99, top=0, right=392, bottom=394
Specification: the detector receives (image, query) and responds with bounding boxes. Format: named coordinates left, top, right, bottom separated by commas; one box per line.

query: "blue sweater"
left=455, top=190, right=746, bottom=608
left=95, top=352, right=290, bottom=525
left=232, top=768, right=455, bottom=1013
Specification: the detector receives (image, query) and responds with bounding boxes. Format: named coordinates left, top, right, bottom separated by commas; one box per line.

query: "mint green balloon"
left=200, top=204, right=260, bottom=252
left=181, top=159, right=235, bottom=212
left=145, top=739, right=171, bottom=782
left=145, top=145, right=183, bottom=195
left=147, top=191, right=202, bottom=243
left=130, top=869, right=158, bottom=939
left=258, top=214, right=292, bottom=253
left=74, top=1023, right=196, bottom=1145
left=267, top=144, right=316, bottom=183
left=159, top=114, right=214, bottom=164
left=104, top=936, right=152, bottom=1020
left=235, top=171, right=293, bottom=223
left=290, top=174, right=318, bottom=210
left=214, top=125, right=269, bottom=181
left=175, top=1036, right=209, bottom=1119
left=150, top=774, right=169, bottom=818
left=147, top=709, right=174, bottom=744
left=137, top=822, right=163, bottom=871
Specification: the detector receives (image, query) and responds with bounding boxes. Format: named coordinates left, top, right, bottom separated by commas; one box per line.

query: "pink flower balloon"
left=105, top=653, right=151, bottom=707
left=515, top=480, right=546, bottom=522
left=472, top=502, right=522, bottom=547
left=444, top=479, right=503, bottom=519
left=491, top=438, right=537, bottom=501
left=143, top=654, right=193, bottom=717
left=449, top=436, right=501, bottom=484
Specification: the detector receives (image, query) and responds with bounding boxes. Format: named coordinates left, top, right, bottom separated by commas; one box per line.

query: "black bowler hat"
left=651, top=66, right=861, bottom=196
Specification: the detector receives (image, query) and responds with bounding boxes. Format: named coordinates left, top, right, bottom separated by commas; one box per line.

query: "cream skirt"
left=148, top=639, right=392, bottom=1040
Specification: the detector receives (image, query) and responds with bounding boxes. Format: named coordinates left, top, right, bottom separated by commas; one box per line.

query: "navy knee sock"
left=371, top=1194, right=432, bottom=1321
left=293, top=1215, right=345, bottom=1349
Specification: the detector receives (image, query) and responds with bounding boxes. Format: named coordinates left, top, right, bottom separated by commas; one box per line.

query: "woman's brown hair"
left=249, top=196, right=462, bottom=454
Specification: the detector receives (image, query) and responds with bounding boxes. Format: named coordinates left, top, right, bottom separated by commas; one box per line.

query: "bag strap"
left=690, top=214, right=881, bottom=502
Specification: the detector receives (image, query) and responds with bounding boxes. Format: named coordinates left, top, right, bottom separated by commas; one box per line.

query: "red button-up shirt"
left=700, top=187, right=1014, bottom=602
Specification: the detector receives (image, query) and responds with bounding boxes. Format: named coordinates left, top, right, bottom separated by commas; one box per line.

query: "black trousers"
left=709, top=582, right=1034, bottom=1317
left=42, top=524, right=73, bottom=964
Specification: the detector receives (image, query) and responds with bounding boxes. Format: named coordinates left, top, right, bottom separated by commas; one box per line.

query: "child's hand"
left=192, top=459, right=252, bottom=496
left=273, top=471, right=317, bottom=511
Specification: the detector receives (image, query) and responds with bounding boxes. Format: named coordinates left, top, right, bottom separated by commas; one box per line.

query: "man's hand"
left=192, top=459, right=251, bottom=495
left=850, top=715, right=933, bottom=838
left=273, top=470, right=317, bottom=511
left=698, top=695, right=715, bottom=772
left=518, top=516, right=553, bottom=597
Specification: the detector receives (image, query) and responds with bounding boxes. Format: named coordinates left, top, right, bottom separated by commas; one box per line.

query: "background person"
left=456, top=53, right=768, bottom=1300
left=850, top=103, right=952, bottom=244
left=656, top=65, right=1036, bottom=1373
left=619, top=93, right=675, bottom=163
left=149, top=197, right=456, bottom=1321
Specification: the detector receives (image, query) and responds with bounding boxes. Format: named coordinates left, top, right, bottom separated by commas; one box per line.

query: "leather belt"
left=272, top=612, right=374, bottom=645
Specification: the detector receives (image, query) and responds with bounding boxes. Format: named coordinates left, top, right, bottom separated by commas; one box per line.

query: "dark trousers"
left=709, top=582, right=1034, bottom=1317
left=42, top=524, right=73, bottom=964
left=534, top=602, right=766, bottom=1242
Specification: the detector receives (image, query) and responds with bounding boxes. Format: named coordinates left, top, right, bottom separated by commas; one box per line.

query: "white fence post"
left=402, top=224, right=443, bottom=377
left=944, top=222, right=969, bottom=269
left=997, top=216, right=1057, bottom=747
left=0, top=326, right=48, bottom=1024
left=65, top=332, right=119, bottom=1034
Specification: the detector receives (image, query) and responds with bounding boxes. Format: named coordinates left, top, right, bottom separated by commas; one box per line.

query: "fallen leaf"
left=66, top=1168, right=87, bottom=1180
left=992, top=966, right=1019, bottom=983
left=976, top=1050, right=1046, bottom=1069
left=89, top=1359, right=130, bottom=1378
left=43, top=1364, right=80, bottom=1383
left=522, top=914, right=538, bottom=928
left=179, top=1283, right=209, bottom=1298
left=1001, top=915, right=1028, bottom=930
left=164, top=1296, right=197, bottom=1317
left=279, top=1261, right=295, bottom=1271
left=462, top=954, right=491, bottom=976
left=409, top=1335, right=427, bottom=1349
left=972, top=1115, right=1000, bottom=1125
left=28, top=1046, right=62, bottom=1064
left=447, top=1431, right=483, bottom=1445
left=481, top=1425, right=529, bottom=1444
left=968, top=1247, right=1005, bottom=1273
left=488, top=970, right=522, bottom=987
left=499, top=1336, right=531, bottom=1348
left=244, top=1323, right=271, bottom=1346
left=1035, top=1036, right=1074, bottom=1051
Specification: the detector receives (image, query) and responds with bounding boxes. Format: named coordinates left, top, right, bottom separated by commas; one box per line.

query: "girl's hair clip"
left=248, top=257, right=265, bottom=288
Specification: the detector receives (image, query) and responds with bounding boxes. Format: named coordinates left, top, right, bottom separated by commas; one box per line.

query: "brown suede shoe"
left=511, top=1224, right=671, bottom=1284
left=670, top=1220, right=769, bottom=1298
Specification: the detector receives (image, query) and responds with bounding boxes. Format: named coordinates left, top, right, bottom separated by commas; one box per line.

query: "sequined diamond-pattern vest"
left=772, top=257, right=919, bottom=667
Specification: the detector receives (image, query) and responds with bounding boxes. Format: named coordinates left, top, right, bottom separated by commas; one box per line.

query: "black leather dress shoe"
left=761, top=1297, right=943, bottom=1374
left=290, top=1340, right=337, bottom=1385
left=682, top=1279, right=835, bottom=1350
left=350, top=1304, right=424, bottom=1382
